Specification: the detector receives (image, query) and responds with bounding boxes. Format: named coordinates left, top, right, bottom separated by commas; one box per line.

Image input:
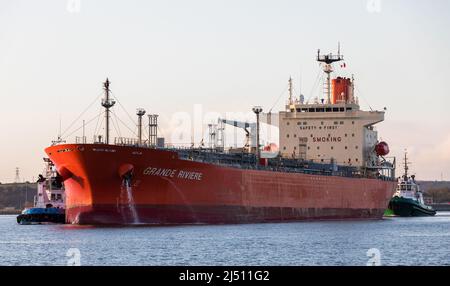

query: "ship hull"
left=66, top=205, right=386, bottom=225
left=45, top=144, right=397, bottom=225
left=17, top=208, right=65, bottom=225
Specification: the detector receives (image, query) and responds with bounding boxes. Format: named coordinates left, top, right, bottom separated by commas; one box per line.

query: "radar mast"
left=317, top=43, right=344, bottom=104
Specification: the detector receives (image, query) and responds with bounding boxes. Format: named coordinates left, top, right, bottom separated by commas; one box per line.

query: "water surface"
left=1, top=213, right=449, bottom=266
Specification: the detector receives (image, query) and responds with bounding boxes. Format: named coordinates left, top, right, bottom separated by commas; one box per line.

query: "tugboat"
left=387, top=152, right=436, bottom=217
left=17, top=158, right=66, bottom=224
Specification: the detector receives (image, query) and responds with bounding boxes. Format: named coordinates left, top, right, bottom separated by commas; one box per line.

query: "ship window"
left=294, top=146, right=297, bottom=150
left=340, top=108, right=345, bottom=112
left=294, top=134, right=297, bottom=138
left=310, top=134, right=313, bottom=137
left=355, top=146, right=358, bottom=149
left=340, top=121, right=344, bottom=125
left=321, top=121, right=324, bottom=125
left=331, top=146, right=334, bottom=150
left=297, top=122, right=301, bottom=125
left=319, top=126, right=322, bottom=130
left=325, top=108, right=331, bottom=112
left=345, top=134, right=348, bottom=137
left=356, top=158, right=359, bottom=162
left=321, top=159, right=324, bottom=162
left=346, top=107, right=352, bottom=111
left=303, top=122, right=307, bottom=125
left=317, top=108, right=324, bottom=112
left=287, top=134, right=290, bottom=138
left=345, top=146, right=348, bottom=150
left=308, top=147, right=310, bottom=150
left=309, top=108, right=315, bottom=112
left=352, top=133, right=355, bottom=137
left=352, top=121, right=355, bottom=124
left=317, top=146, right=320, bottom=150
left=296, top=108, right=301, bottom=112
left=334, top=121, right=338, bottom=125
left=333, top=108, right=339, bottom=112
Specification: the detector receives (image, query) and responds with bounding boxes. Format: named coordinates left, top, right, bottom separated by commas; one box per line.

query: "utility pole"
left=14, top=167, right=20, bottom=183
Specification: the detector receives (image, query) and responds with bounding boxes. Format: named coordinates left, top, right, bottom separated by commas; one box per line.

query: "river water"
left=1, top=213, right=449, bottom=266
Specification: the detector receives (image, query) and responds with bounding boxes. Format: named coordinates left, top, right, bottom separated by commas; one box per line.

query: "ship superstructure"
left=280, top=49, right=389, bottom=178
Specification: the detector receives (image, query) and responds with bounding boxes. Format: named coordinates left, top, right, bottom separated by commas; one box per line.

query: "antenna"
left=288, top=77, right=294, bottom=105
left=403, top=150, right=411, bottom=180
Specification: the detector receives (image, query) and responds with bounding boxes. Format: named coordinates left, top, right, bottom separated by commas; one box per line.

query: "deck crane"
left=219, top=119, right=257, bottom=153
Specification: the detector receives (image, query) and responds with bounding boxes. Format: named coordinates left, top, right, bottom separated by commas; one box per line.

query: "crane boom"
left=219, top=119, right=257, bottom=149
left=220, top=119, right=255, bottom=129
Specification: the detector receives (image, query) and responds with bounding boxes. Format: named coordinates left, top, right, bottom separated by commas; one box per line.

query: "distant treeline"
left=0, top=183, right=36, bottom=210
left=425, top=188, right=450, bottom=203
left=419, top=180, right=450, bottom=203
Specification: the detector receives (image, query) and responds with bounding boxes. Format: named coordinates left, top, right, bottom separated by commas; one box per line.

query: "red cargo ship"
left=45, top=49, right=397, bottom=225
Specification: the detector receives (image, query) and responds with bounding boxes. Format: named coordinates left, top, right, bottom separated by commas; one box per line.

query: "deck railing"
left=60, top=137, right=396, bottom=181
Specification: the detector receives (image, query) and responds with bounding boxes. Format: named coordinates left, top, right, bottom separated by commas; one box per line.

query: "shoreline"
left=0, top=211, right=21, bottom=215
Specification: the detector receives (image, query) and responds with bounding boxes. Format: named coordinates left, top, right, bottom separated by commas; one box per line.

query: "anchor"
left=118, top=163, right=134, bottom=187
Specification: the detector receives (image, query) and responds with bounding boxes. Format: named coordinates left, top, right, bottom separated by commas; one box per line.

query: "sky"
left=0, top=0, right=449, bottom=182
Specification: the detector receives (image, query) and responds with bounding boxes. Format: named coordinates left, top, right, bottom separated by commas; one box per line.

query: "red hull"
left=45, top=144, right=396, bottom=225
